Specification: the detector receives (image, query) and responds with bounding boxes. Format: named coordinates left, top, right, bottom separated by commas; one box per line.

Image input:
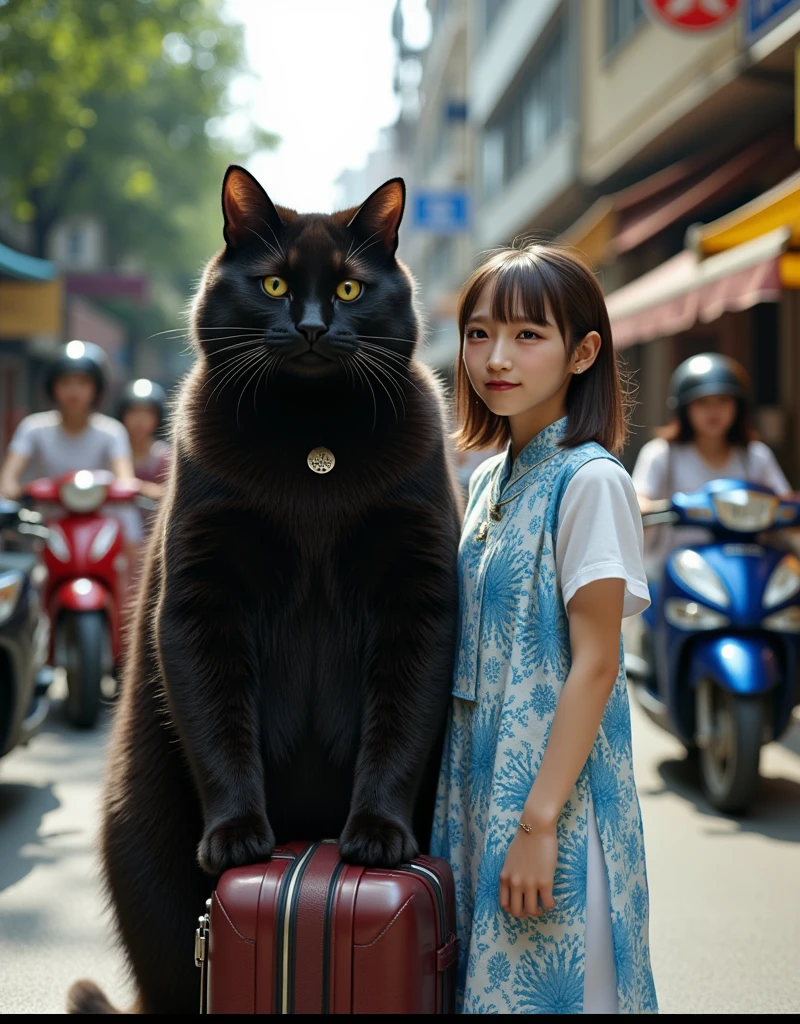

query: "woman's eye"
left=466, top=328, right=488, bottom=340
left=519, top=330, right=540, bottom=341
left=335, top=279, right=362, bottom=302
left=262, top=276, right=289, bottom=298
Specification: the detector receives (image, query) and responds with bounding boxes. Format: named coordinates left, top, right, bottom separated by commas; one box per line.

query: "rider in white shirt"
left=632, top=353, right=790, bottom=569
left=0, top=340, right=140, bottom=544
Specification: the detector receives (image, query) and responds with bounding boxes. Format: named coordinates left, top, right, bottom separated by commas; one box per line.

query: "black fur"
left=68, top=167, right=461, bottom=1014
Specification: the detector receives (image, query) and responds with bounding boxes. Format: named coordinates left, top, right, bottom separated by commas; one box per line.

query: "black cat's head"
left=193, top=166, right=418, bottom=398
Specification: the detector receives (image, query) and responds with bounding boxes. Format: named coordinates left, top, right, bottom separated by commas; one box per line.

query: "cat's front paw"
left=198, top=812, right=276, bottom=876
left=339, top=811, right=419, bottom=868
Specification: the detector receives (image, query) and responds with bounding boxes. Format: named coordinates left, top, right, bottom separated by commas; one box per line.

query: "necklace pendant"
left=476, top=521, right=488, bottom=543
left=307, top=446, right=335, bottom=474
left=489, top=503, right=503, bottom=522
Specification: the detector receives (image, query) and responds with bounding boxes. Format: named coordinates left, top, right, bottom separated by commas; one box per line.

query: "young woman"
left=633, top=354, right=790, bottom=564
left=118, top=378, right=171, bottom=504
left=431, top=245, right=657, bottom=1014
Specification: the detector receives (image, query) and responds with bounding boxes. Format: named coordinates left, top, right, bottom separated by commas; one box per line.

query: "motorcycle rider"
left=118, top=379, right=170, bottom=502
left=632, top=353, right=790, bottom=566
left=0, top=341, right=135, bottom=497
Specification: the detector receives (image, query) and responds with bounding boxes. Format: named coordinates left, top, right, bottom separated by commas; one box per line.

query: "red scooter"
left=24, top=470, right=142, bottom=728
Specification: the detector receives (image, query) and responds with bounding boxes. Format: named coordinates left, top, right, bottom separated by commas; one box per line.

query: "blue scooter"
left=626, top=478, right=800, bottom=813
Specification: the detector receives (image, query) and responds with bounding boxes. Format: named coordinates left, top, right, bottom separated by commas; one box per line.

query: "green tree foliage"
left=0, top=0, right=276, bottom=291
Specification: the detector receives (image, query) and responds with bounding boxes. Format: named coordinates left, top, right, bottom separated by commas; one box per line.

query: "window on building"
left=606, top=0, right=646, bottom=54
left=480, top=24, right=567, bottom=201
left=67, top=226, right=84, bottom=260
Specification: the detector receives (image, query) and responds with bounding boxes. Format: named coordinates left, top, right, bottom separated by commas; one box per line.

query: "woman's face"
left=463, top=286, right=572, bottom=420
left=123, top=406, right=159, bottom=444
left=686, top=394, right=737, bottom=441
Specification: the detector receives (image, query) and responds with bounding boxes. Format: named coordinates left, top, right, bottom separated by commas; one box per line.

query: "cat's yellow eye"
left=335, top=279, right=362, bottom=302
left=263, top=276, right=289, bottom=298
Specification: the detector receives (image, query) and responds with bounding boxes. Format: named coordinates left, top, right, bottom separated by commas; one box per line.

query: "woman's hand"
left=499, top=824, right=558, bottom=919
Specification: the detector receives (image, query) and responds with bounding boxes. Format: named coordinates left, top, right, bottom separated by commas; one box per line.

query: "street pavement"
left=1, top=681, right=799, bottom=1013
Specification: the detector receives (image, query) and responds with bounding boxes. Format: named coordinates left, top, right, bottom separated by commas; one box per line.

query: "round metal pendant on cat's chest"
left=307, top=446, right=335, bottom=474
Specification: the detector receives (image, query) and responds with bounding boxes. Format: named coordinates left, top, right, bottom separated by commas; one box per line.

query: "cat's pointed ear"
left=347, top=178, right=405, bottom=256
left=222, top=165, right=283, bottom=248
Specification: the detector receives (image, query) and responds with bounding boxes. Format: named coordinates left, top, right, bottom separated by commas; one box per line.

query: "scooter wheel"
left=62, top=611, right=107, bottom=729
left=697, top=681, right=764, bottom=814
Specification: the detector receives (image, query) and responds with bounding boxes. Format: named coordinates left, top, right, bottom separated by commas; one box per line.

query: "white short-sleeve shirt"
left=10, top=410, right=131, bottom=481
left=556, top=459, right=650, bottom=619
left=631, top=437, right=790, bottom=501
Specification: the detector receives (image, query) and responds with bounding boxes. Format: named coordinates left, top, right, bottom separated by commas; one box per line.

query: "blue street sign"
left=411, top=190, right=470, bottom=234
left=744, top=0, right=800, bottom=45
left=445, top=100, right=469, bottom=122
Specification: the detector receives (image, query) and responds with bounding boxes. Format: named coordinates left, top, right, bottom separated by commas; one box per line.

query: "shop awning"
left=693, top=170, right=800, bottom=254
left=607, top=228, right=790, bottom=349
left=0, top=240, right=57, bottom=281
left=562, top=130, right=792, bottom=265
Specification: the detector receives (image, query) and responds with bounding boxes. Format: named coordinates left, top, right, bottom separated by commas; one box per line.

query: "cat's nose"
left=297, top=319, right=328, bottom=345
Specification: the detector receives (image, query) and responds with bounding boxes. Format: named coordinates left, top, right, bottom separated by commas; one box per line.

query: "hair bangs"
left=488, top=256, right=565, bottom=336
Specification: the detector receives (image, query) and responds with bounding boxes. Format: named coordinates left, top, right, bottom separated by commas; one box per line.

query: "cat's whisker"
left=237, top=351, right=269, bottom=427
left=348, top=355, right=377, bottom=431
left=362, top=354, right=408, bottom=416
left=356, top=335, right=416, bottom=347
left=356, top=353, right=402, bottom=423
left=357, top=343, right=430, bottom=400
left=201, top=347, right=263, bottom=387
left=203, top=350, right=264, bottom=409
left=260, top=219, right=287, bottom=259
left=252, top=352, right=277, bottom=414
left=347, top=230, right=381, bottom=263
left=246, top=225, right=283, bottom=263
left=206, top=337, right=265, bottom=356
left=347, top=234, right=383, bottom=264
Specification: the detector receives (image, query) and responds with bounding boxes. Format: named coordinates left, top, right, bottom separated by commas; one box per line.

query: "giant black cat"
left=68, top=168, right=461, bottom=1014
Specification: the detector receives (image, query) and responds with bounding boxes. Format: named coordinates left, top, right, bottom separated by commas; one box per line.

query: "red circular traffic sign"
left=643, top=0, right=739, bottom=32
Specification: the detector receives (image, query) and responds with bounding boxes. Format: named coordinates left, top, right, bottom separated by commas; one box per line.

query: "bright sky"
left=223, top=0, right=431, bottom=214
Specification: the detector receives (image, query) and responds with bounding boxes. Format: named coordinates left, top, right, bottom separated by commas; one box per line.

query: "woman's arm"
left=0, top=450, right=30, bottom=499
left=499, top=577, right=624, bottom=919
left=110, top=454, right=135, bottom=481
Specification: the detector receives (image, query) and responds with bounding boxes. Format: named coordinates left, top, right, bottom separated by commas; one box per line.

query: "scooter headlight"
left=0, top=570, right=24, bottom=625
left=60, top=470, right=107, bottom=513
left=671, top=550, right=730, bottom=607
left=712, top=489, right=778, bottom=532
left=762, top=606, right=800, bottom=633
left=665, top=598, right=730, bottom=631
left=763, top=554, right=800, bottom=609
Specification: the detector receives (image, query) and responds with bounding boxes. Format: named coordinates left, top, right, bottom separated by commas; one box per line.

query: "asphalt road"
left=1, top=680, right=799, bottom=1014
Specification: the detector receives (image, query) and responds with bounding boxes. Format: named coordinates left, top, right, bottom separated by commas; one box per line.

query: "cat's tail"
left=67, top=980, right=136, bottom=1014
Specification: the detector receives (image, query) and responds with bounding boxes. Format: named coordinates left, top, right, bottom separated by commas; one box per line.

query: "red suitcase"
left=194, top=840, right=458, bottom=1014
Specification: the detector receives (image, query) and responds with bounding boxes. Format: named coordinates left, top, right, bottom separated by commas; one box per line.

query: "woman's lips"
left=485, top=381, right=520, bottom=391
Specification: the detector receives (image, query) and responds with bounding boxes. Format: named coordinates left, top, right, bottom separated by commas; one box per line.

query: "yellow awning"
left=0, top=278, right=63, bottom=339
left=696, top=171, right=800, bottom=254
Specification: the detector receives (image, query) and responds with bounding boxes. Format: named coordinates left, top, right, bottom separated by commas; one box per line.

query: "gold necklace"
left=476, top=450, right=560, bottom=542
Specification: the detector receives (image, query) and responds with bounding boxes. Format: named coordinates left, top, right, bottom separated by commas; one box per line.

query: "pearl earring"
left=575, top=366, right=583, bottom=374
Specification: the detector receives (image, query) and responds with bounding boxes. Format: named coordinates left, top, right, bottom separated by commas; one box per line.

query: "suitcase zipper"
left=320, top=859, right=346, bottom=1014
left=400, top=863, right=452, bottom=1014
left=275, top=841, right=321, bottom=1014
left=195, top=853, right=295, bottom=1015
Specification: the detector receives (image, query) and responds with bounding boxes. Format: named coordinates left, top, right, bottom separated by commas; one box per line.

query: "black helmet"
left=667, top=353, right=750, bottom=412
left=45, top=340, right=108, bottom=401
left=118, top=379, right=167, bottom=426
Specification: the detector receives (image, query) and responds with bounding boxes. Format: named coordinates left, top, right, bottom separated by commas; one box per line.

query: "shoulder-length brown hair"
left=453, top=244, right=629, bottom=455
